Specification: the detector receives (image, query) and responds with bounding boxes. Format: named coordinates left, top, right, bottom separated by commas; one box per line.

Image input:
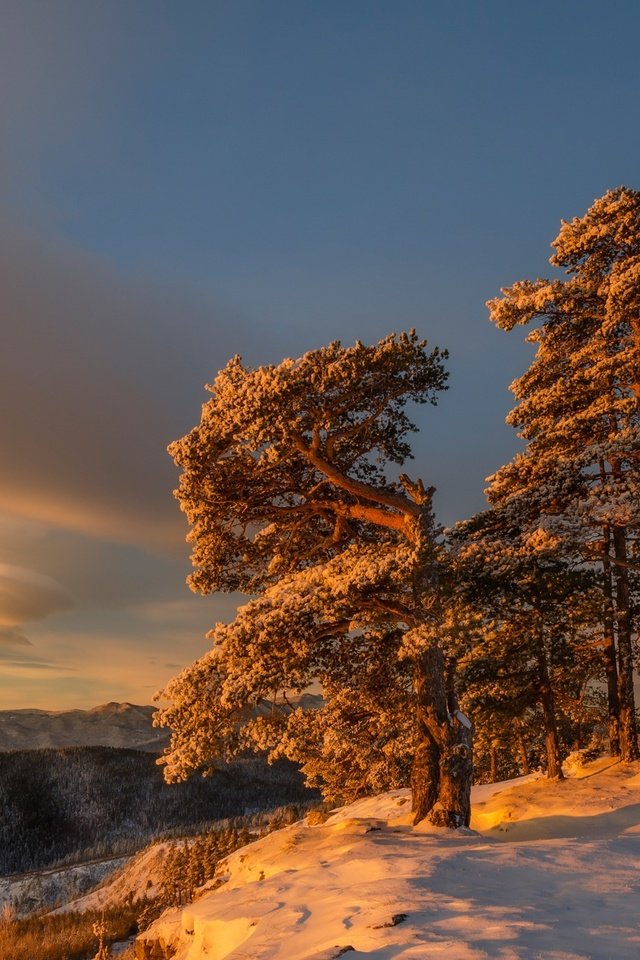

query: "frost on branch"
left=156, top=543, right=417, bottom=785
left=167, top=332, right=448, bottom=594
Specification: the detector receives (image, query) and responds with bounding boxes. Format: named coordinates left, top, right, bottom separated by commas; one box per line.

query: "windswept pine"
left=156, top=333, right=474, bottom=828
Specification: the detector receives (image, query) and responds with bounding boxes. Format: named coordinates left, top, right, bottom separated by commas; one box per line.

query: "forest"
left=0, top=746, right=314, bottom=874
left=154, top=187, right=640, bottom=827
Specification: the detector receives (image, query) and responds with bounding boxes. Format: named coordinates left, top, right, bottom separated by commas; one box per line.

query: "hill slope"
left=0, top=702, right=168, bottom=752
left=138, top=758, right=640, bottom=960
left=0, top=747, right=315, bottom=874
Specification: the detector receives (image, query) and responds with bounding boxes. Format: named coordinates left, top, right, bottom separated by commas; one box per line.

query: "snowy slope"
left=0, top=856, right=129, bottom=917
left=138, top=759, right=640, bottom=960
left=53, top=843, right=171, bottom=915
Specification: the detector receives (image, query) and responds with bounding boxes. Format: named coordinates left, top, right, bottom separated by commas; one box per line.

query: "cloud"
left=0, top=626, right=32, bottom=646
left=0, top=634, right=74, bottom=677
left=0, top=659, right=75, bottom=673
left=132, top=595, right=241, bottom=627
left=0, top=563, right=72, bottom=625
left=0, top=218, right=266, bottom=554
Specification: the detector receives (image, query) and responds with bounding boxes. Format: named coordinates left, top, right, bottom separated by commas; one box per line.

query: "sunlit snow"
left=136, top=757, right=640, bottom=959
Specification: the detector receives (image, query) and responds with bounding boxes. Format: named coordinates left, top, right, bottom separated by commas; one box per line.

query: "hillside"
left=0, top=703, right=168, bottom=752
left=138, top=757, right=640, bottom=960
left=0, top=747, right=315, bottom=875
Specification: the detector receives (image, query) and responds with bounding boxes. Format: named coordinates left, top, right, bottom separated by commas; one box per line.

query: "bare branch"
left=399, top=474, right=434, bottom=506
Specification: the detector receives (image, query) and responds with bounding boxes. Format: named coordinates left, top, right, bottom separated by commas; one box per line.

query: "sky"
left=1, top=0, right=639, bottom=710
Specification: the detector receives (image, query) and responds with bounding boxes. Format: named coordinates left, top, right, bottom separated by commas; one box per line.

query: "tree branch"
left=292, top=435, right=421, bottom=519
left=260, top=499, right=410, bottom=534
left=359, top=597, right=418, bottom=627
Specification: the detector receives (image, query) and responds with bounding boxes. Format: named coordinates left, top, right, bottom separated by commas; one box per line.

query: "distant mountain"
left=252, top=692, right=324, bottom=717
left=0, top=694, right=324, bottom=753
left=0, top=702, right=169, bottom=752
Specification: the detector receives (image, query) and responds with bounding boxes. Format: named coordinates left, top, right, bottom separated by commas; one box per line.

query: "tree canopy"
left=156, top=188, right=640, bottom=814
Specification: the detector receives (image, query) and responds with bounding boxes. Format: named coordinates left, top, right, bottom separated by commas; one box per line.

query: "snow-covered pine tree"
left=454, top=511, right=597, bottom=779
left=486, top=187, right=640, bottom=761
left=155, top=333, right=473, bottom=827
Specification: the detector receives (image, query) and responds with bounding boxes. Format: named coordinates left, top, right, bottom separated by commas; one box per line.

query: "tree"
left=454, top=511, right=598, bottom=779
left=486, top=187, right=640, bottom=761
left=155, top=332, right=474, bottom=827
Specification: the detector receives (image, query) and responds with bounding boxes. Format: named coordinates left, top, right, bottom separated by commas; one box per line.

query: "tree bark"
left=534, top=622, right=564, bottom=779
left=631, top=316, right=640, bottom=405
left=612, top=527, right=640, bottom=761
left=411, top=645, right=473, bottom=827
left=517, top=729, right=530, bottom=776
left=489, top=743, right=498, bottom=783
left=601, top=526, right=621, bottom=756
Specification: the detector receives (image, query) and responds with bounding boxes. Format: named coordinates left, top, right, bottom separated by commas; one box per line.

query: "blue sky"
left=1, top=0, right=639, bottom=708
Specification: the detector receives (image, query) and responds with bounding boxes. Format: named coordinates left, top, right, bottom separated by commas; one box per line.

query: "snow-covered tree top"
left=168, top=332, right=448, bottom=594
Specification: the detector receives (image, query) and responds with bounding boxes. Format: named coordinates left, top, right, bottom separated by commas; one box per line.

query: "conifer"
left=486, top=188, right=640, bottom=760
left=156, top=333, right=474, bottom=826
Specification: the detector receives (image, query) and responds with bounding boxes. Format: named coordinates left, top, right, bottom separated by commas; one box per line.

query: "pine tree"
left=486, top=187, right=640, bottom=761
left=454, top=511, right=597, bottom=778
left=155, top=333, right=474, bottom=827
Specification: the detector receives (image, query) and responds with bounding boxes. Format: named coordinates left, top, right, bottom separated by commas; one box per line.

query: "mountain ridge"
left=0, top=702, right=168, bottom=752
left=0, top=695, right=324, bottom=752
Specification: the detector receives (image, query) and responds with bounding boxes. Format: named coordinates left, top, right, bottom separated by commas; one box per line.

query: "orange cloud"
left=0, top=490, right=182, bottom=555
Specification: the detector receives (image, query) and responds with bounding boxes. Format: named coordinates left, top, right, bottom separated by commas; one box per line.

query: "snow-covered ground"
left=138, top=757, right=640, bottom=959
left=52, top=842, right=171, bottom=915
left=0, top=855, right=129, bottom=916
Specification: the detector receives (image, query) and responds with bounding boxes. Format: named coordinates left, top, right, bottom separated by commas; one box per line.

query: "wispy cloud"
left=0, top=626, right=32, bottom=647
left=0, top=634, right=75, bottom=677
left=0, top=563, right=72, bottom=626
left=0, top=659, right=75, bottom=674
left=0, top=219, right=259, bottom=554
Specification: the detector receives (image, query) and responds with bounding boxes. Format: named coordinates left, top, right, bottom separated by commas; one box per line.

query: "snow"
left=0, top=856, right=130, bottom=917
left=455, top=709, right=472, bottom=730
left=138, top=759, right=640, bottom=959
left=53, top=842, right=173, bottom=914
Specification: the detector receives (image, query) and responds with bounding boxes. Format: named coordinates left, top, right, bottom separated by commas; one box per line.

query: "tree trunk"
left=631, top=316, right=640, bottom=404
left=612, top=527, right=640, bottom=761
left=517, top=730, right=530, bottom=776
left=411, top=645, right=473, bottom=827
left=489, top=743, right=498, bottom=783
left=601, top=527, right=621, bottom=756
left=535, top=635, right=564, bottom=779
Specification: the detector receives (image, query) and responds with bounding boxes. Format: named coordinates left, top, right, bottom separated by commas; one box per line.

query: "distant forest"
left=0, top=746, right=316, bottom=874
